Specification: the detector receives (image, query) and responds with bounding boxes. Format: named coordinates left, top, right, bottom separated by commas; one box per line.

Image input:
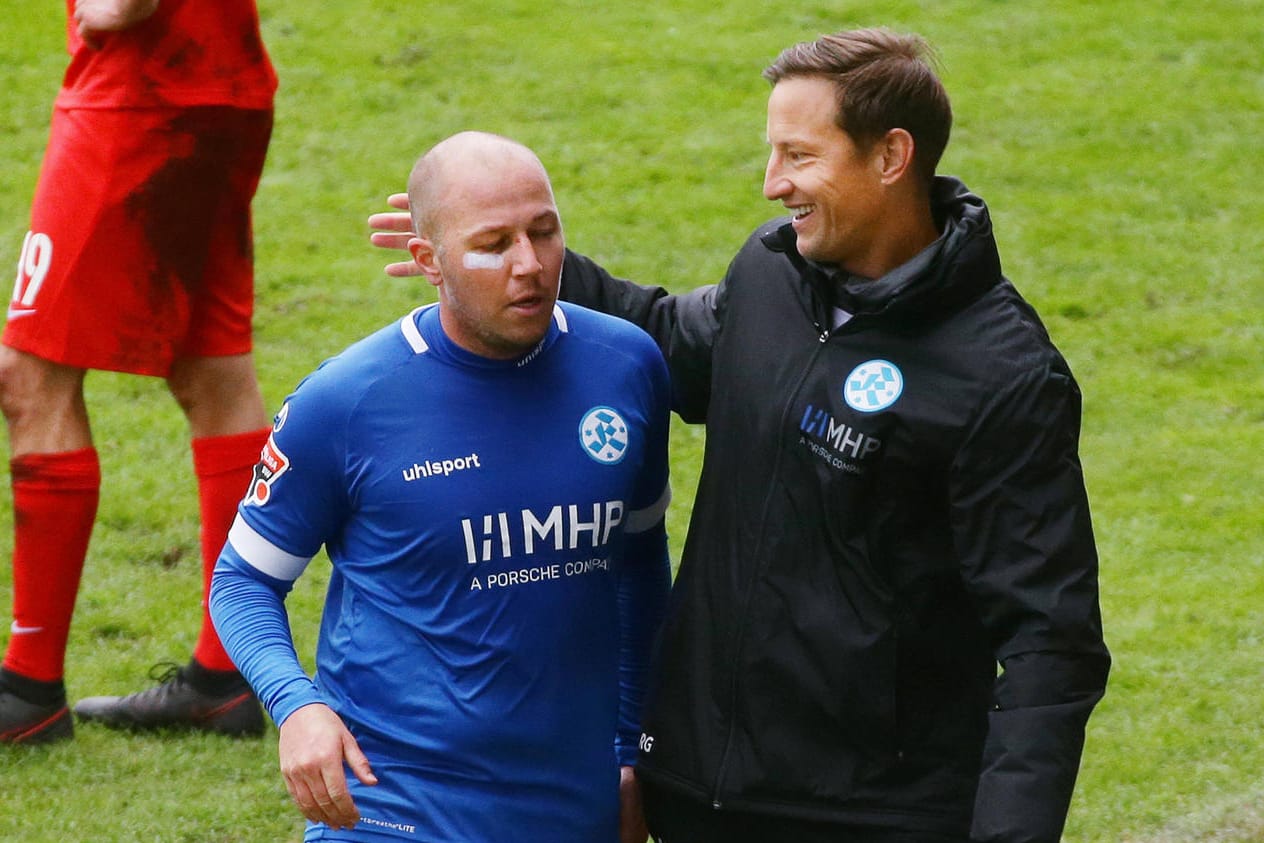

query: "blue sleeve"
left=208, top=367, right=357, bottom=726
left=614, top=328, right=674, bottom=765
left=615, top=521, right=671, bottom=766
left=236, top=368, right=354, bottom=561
left=209, top=543, right=325, bottom=727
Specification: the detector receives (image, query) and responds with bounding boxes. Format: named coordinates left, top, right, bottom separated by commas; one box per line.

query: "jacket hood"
left=761, top=176, right=1004, bottom=327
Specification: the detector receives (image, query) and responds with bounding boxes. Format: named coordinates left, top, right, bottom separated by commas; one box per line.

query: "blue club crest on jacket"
left=843, top=359, right=903, bottom=412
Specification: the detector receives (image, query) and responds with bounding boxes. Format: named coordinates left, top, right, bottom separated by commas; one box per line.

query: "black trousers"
left=642, top=778, right=970, bottom=843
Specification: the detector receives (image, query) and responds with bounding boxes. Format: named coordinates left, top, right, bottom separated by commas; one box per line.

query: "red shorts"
left=3, top=106, right=272, bottom=377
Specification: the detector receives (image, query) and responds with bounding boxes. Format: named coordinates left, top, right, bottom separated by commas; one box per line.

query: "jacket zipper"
left=708, top=331, right=833, bottom=809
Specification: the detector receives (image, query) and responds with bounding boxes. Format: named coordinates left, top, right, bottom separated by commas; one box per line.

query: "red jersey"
left=56, top=0, right=277, bottom=110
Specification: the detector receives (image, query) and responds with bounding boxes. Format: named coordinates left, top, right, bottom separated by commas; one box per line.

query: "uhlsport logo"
left=579, top=406, right=629, bottom=464
left=843, top=359, right=904, bottom=412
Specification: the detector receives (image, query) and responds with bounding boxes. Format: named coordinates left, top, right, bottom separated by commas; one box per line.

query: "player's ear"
left=878, top=128, right=916, bottom=185
left=408, top=237, right=443, bottom=288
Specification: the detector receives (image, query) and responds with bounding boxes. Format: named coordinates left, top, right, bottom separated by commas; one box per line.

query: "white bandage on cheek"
left=463, top=251, right=505, bottom=270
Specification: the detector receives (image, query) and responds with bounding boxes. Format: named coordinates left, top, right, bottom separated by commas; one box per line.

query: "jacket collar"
left=760, top=176, right=1004, bottom=327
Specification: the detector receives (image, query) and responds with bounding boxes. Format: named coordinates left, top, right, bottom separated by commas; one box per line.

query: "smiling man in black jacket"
left=370, top=27, right=1109, bottom=843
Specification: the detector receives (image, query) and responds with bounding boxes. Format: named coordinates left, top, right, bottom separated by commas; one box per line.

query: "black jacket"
left=561, top=177, right=1110, bottom=842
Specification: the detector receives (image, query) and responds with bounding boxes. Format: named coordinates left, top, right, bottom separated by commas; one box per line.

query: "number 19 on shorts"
left=11, top=231, right=53, bottom=315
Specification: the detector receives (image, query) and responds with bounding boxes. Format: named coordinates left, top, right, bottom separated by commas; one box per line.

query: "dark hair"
left=763, top=28, right=952, bottom=187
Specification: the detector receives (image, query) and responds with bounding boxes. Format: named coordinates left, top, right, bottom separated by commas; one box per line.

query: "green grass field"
left=2, top=1, right=1262, bottom=840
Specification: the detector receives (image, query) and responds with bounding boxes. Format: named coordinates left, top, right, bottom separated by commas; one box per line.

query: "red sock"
left=190, top=428, right=269, bottom=673
left=3, top=448, right=101, bottom=683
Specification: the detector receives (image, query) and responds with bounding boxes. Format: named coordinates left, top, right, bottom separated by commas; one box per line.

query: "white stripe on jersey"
left=552, top=303, right=570, bottom=333
left=228, top=515, right=312, bottom=582
left=625, top=482, right=671, bottom=534
left=402, top=304, right=567, bottom=353
left=400, top=305, right=431, bottom=354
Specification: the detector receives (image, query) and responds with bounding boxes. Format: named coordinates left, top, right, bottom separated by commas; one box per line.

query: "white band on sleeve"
left=227, top=515, right=313, bottom=582
left=625, top=482, right=672, bottom=534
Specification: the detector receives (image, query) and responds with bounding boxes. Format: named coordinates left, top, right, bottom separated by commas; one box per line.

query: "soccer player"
left=0, top=0, right=276, bottom=744
left=209, top=132, right=673, bottom=842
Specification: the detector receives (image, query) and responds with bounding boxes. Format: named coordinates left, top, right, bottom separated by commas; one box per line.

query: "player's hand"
left=619, top=765, right=650, bottom=843
left=278, top=703, right=378, bottom=830
left=368, top=193, right=423, bottom=278
left=73, top=0, right=160, bottom=48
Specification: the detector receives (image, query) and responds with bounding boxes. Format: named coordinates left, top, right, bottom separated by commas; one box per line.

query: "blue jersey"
left=210, top=303, right=672, bottom=842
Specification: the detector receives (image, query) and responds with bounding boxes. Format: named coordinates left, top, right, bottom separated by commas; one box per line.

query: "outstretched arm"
left=368, top=193, right=724, bottom=422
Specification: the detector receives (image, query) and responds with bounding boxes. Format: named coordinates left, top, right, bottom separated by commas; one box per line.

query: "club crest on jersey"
left=579, top=406, right=629, bottom=464
left=843, top=359, right=904, bottom=412
left=245, top=433, right=290, bottom=506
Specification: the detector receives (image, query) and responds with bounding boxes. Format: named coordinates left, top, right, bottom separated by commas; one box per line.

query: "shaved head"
left=403, top=131, right=565, bottom=360
left=407, top=132, right=552, bottom=243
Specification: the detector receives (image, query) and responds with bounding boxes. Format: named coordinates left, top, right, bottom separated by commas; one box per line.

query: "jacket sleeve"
left=559, top=249, right=722, bottom=423
left=951, top=365, right=1110, bottom=843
